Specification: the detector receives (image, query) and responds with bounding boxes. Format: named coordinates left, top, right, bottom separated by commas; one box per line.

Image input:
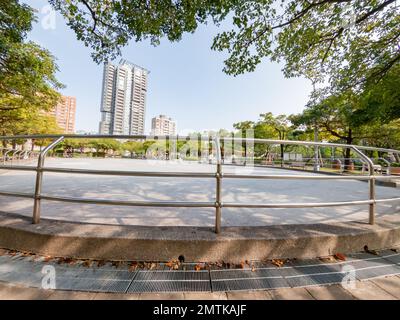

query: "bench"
left=288, top=162, right=306, bottom=170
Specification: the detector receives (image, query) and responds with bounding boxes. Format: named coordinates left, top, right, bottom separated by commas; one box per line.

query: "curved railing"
left=0, top=134, right=399, bottom=233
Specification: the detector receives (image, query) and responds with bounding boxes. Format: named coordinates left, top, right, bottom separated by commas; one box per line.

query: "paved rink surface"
left=0, top=158, right=399, bottom=226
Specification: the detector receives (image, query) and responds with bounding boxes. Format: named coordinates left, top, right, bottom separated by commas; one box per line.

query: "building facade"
left=99, top=59, right=149, bottom=135
left=49, top=95, right=76, bottom=133
left=151, top=115, right=176, bottom=136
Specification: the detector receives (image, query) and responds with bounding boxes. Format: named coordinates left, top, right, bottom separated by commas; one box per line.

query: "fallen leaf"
left=82, top=260, right=92, bottom=267
left=166, top=259, right=178, bottom=268
left=97, top=260, right=106, bottom=267
left=8, top=250, right=17, bottom=256
left=319, top=256, right=336, bottom=263
left=129, top=265, right=137, bottom=272
left=112, top=261, right=122, bottom=268
left=272, top=259, right=285, bottom=268
left=334, top=253, right=346, bottom=261
left=364, top=245, right=378, bottom=255
left=128, top=262, right=137, bottom=272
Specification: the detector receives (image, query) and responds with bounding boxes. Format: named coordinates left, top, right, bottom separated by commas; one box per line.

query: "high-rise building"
left=49, top=95, right=76, bottom=133
left=151, top=115, right=177, bottom=136
left=99, top=59, right=149, bottom=135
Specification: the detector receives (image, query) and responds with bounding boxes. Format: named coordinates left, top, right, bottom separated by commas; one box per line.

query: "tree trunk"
left=344, top=129, right=353, bottom=171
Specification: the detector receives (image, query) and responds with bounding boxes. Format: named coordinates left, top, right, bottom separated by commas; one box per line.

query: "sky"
left=24, top=0, right=313, bottom=134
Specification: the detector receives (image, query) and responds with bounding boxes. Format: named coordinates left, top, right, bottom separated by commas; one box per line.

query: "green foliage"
left=48, top=0, right=229, bottom=63
left=357, top=64, right=400, bottom=124
left=0, top=0, right=63, bottom=136
left=49, top=0, right=399, bottom=92
left=122, top=141, right=145, bottom=156
left=291, top=84, right=400, bottom=150
left=234, top=112, right=294, bottom=158
left=89, top=139, right=121, bottom=153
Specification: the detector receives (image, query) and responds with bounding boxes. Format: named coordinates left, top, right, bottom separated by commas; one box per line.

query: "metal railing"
left=1, top=147, right=38, bottom=165
left=0, top=134, right=399, bottom=233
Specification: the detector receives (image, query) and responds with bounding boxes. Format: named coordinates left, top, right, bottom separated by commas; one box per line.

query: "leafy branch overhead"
left=49, top=0, right=399, bottom=91
left=0, top=0, right=63, bottom=135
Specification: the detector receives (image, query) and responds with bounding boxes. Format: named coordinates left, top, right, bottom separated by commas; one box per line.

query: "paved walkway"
left=1, top=276, right=399, bottom=300
left=0, top=158, right=399, bottom=226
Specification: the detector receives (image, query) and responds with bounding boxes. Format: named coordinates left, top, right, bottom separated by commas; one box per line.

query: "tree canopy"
left=49, top=0, right=399, bottom=92
left=0, top=0, right=63, bottom=136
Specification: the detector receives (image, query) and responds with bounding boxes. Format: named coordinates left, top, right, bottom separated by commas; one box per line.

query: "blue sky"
left=25, top=0, right=313, bottom=134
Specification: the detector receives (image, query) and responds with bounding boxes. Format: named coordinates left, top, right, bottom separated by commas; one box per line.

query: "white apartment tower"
left=99, top=59, right=149, bottom=135
left=151, top=115, right=177, bottom=136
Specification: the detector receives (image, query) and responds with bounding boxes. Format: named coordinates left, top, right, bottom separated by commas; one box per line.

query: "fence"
left=0, top=134, right=399, bottom=233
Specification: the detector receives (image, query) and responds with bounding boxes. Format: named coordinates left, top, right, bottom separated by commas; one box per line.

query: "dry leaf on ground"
left=334, top=253, right=346, bottom=261
left=272, top=259, right=285, bottom=268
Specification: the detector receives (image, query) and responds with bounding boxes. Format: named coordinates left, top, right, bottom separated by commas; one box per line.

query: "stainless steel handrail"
left=215, top=136, right=222, bottom=234
left=1, top=134, right=399, bottom=154
left=41, top=167, right=216, bottom=178
left=351, top=146, right=376, bottom=224
left=0, top=134, right=399, bottom=233
left=32, top=136, right=65, bottom=224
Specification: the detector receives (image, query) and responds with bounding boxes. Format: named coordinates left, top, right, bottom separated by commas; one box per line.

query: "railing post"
left=32, top=136, right=64, bottom=224
left=379, top=157, right=391, bottom=175
left=352, top=147, right=375, bottom=225
left=214, top=136, right=222, bottom=234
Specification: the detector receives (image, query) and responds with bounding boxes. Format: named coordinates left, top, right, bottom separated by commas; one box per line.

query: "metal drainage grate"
left=55, top=277, right=132, bottom=293
left=127, top=280, right=211, bottom=293
left=285, top=273, right=346, bottom=288
left=381, top=252, right=400, bottom=265
left=211, top=277, right=290, bottom=292
left=210, top=269, right=282, bottom=280
left=134, top=270, right=209, bottom=281
left=278, top=264, right=342, bottom=277
left=1, top=250, right=400, bottom=293
left=127, top=270, right=211, bottom=293
left=58, top=268, right=136, bottom=281
left=355, top=265, right=400, bottom=280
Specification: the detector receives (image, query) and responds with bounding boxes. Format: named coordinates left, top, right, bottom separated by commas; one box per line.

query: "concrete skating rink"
left=0, top=158, right=399, bottom=226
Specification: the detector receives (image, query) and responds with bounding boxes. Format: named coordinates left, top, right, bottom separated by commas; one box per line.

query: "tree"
left=89, top=139, right=121, bottom=156
left=357, top=64, right=400, bottom=124
left=122, top=141, right=144, bottom=158
left=49, top=0, right=399, bottom=92
left=62, top=138, right=91, bottom=154
left=234, top=113, right=293, bottom=162
left=0, top=0, right=63, bottom=136
left=258, top=113, right=292, bottom=161
left=360, top=120, right=400, bottom=152
left=18, top=114, right=62, bottom=150
left=290, top=85, right=400, bottom=168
